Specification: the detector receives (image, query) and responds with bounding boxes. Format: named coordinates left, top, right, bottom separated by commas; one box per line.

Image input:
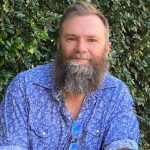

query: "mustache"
left=68, top=52, right=91, bottom=60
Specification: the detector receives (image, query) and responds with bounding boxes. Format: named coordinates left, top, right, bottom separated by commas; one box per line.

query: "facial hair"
left=54, top=48, right=109, bottom=94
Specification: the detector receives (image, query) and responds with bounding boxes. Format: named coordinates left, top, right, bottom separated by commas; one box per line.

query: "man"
left=0, top=1, right=139, bottom=150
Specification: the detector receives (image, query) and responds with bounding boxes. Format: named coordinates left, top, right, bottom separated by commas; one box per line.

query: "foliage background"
left=0, top=0, right=149, bottom=149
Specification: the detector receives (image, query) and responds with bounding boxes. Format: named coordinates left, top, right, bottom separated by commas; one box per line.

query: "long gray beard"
left=63, top=61, right=97, bottom=94
left=54, top=56, right=109, bottom=94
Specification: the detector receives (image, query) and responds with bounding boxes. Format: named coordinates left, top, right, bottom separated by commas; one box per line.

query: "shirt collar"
left=33, top=73, right=116, bottom=89
left=32, top=63, right=117, bottom=95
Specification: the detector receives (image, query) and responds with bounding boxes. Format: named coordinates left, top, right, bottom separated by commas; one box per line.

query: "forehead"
left=61, top=15, right=106, bottom=38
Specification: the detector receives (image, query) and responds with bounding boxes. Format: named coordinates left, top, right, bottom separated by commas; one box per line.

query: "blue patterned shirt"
left=0, top=63, right=139, bottom=150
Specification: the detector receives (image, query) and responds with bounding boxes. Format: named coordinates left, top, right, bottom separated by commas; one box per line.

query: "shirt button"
left=96, top=130, right=99, bottom=133
left=42, top=132, right=46, bottom=136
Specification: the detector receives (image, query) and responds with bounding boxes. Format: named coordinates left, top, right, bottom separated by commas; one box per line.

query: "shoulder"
left=9, top=63, right=54, bottom=90
left=101, top=73, right=128, bottom=91
left=98, top=73, right=133, bottom=105
left=18, top=63, right=53, bottom=79
left=100, top=73, right=133, bottom=102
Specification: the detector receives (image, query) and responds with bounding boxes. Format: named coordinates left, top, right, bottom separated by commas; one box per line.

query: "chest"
left=26, top=85, right=111, bottom=149
left=27, top=96, right=107, bottom=150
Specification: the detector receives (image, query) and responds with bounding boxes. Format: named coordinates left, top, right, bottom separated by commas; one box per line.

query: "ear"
left=105, top=42, right=111, bottom=57
left=57, top=38, right=60, bottom=50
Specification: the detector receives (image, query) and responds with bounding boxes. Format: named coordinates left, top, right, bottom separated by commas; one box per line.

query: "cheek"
left=88, top=49, right=102, bottom=58
left=88, top=45, right=107, bottom=58
left=64, top=48, right=75, bottom=58
left=60, top=43, right=75, bottom=58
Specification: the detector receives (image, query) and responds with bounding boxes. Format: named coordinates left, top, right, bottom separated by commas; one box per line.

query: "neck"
left=64, top=92, right=86, bottom=119
left=65, top=92, right=86, bottom=101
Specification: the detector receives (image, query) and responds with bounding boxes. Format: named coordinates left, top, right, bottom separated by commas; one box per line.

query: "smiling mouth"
left=72, top=57, right=89, bottom=60
left=71, top=58, right=90, bottom=64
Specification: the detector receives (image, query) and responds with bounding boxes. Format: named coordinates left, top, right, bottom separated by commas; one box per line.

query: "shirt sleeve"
left=0, top=74, right=29, bottom=150
left=103, top=84, right=140, bottom=150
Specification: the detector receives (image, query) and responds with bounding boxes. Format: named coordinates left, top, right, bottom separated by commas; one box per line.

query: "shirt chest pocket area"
left=29, top=123, right=61, bottom=149
left=82, top=123, right=103, bottom=148
left=29, top=123, right=52, bottom=139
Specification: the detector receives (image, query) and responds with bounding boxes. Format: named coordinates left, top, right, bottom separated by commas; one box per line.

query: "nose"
left=75, top=38, right=87, bottom=53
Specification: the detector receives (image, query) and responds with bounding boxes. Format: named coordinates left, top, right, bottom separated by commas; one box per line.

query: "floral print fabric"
left=0, top=63, right=139, bottom=150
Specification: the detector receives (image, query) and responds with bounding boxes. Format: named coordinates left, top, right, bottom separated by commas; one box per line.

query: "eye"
left=67, top=37, right=77, bottom=42
left=88, top=38, right=97, bottom=43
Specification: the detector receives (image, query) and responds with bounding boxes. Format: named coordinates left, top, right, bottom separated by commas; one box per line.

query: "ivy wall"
left=0, top=0, right=149, bottom=149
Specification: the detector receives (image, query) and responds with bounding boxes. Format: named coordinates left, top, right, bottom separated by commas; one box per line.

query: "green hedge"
left=0, top=0, right=149, bottom=149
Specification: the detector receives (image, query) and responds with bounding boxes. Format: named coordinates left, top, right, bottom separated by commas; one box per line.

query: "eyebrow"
left=86, top=35, right=98, bottom=38
left=64, top=34, right=78, bottom=38
left=64, top=34, right=98, bottom=38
